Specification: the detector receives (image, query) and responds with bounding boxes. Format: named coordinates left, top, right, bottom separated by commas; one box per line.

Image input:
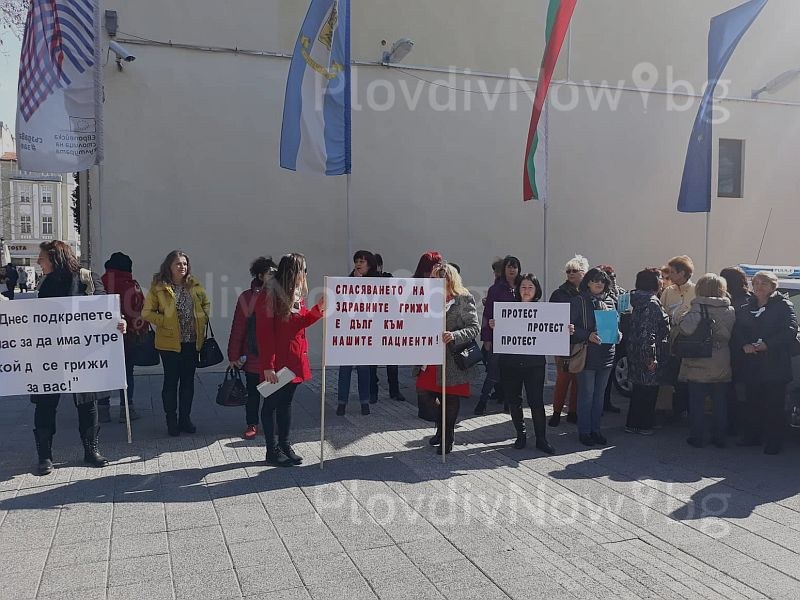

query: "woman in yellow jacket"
left=142, top=250, right=210, bottom=436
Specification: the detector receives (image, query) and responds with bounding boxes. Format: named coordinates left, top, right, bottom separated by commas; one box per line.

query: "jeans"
left=160, top=342, right=197, bottom=421
left=263, top=382, right=299, bottom=448
left=687, top=382, right=728, bottom=442
left=626, top=384, right=659, bottom=430
left=33, top=393, right=98, bottom=437
left=98, top=356, right=135, bottom=407
left=245, top=371, right=261, bottom=426
left=576, top=367, right=612, bottom=435
left=373, top=365, right=400, bottom=398
left=338, top=365, right=374, bottom=406
left=501, top=364, right=547, bottom=440
left=480, top=348, right=503, bottom=401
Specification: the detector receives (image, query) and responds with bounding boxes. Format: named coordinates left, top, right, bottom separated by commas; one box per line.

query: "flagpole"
left=705, top=211, right=710, bottom=273
left=543, top=102, right=550, bottom=294
left=346, top=174, right=353, bottom=268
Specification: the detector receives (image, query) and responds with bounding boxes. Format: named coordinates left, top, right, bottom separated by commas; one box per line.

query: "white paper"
left=256, top=367, right=297, bottom=398
left=492, top=302, right=570, bottom=356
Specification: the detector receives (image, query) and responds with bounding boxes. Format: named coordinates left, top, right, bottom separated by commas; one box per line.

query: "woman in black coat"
left=491, top=274, right=555, bottom=454
left=732, top=271, right=799, bottom=455
left=32, top=241, right=126, bottom=475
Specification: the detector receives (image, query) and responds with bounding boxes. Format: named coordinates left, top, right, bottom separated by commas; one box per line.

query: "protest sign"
left=0, top=296, right=126, bottom=396
left=492, top=302, right=570, bottom=356
left=324, top=277, right=445, bottom=366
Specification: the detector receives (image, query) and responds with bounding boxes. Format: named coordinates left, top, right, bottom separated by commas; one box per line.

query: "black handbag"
left=216, top=367, right=248, bottom=406
left=198, top=307, right=224, bottom=368
left=131, top=327, right=160, bottom=367
left=672, top=304, right=713, bottom=359
left=450, top=338, right=483, bottom=370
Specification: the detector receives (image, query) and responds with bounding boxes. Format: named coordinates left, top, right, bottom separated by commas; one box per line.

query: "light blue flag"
left=280, top=0, right=351, bottom=175
left=677, top=0, right=767, bottom=213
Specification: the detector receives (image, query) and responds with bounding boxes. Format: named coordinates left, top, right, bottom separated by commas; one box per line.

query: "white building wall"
left=95, top=0, right=800, bottom=364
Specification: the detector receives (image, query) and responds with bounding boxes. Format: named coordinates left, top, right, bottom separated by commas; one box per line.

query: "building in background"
left=0, top=152, right=79, bottom=269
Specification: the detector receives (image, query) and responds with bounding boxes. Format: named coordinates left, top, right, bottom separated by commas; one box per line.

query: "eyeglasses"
left=566, top=269, right=582, bottom=274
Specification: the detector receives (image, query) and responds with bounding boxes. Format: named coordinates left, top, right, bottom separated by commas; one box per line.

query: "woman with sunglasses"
left=570, top=268, right=621, bottom=446
left=256, top=254, right=324, bottom=467
left=549, top=255, right=589, bottom=426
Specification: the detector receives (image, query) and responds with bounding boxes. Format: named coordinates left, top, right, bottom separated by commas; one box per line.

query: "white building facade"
left=1, top=153, right=79, bottom=268
left=91, top=0, right=800, bottom=362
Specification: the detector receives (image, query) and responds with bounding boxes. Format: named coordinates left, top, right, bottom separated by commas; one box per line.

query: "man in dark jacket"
left=2, top=262, right=18, bottom=299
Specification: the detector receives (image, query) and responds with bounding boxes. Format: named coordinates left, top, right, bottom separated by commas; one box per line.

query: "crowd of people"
left=6, top=241, right=799, bottom=475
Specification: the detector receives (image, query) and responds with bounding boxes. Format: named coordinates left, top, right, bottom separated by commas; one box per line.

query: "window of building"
left=41, top=185, right=53, bottom=203
left=42, top=216, right=53, bottom=235
left=718, top=139, right=744, bottom=199
left=19, top=185, right=32, bottom=203
left=20, top=215, right=32, bottom=234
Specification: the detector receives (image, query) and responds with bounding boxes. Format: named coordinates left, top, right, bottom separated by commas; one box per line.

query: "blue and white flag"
left=677, top=0, right=767, bottom=213
left=15, top=0, right=103, bottom=173
left=280, top=0, right=351, bottom=175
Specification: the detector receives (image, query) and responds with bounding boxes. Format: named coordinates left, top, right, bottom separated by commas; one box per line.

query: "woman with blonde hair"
left=677, top=273, right=735, bottom=448
left=142, top=250, right=210, bottom=436
left=415, top=262, right=480, bottom=453
left=733, top=271, right=799, bottom=454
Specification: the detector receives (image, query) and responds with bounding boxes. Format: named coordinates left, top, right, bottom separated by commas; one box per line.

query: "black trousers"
left=160, top=342, right=197, bottom=421
left=372, top=365, right=401, bottom=398
left=262, top=382, right=299, bottom=448
left=245, top=371, right=261, bottom=426
left=626, top=384, right=659, bottom=429
left=98, top=356, right=135, bottom=406
left=744, top=382, right=787, bottom=445
left=501, top=364, right=547, bottom=440
left=33, top=393, right=98, bottom=436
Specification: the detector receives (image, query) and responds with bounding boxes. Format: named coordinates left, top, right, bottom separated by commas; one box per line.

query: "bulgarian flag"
left=523, top=0, right=577, bottom=201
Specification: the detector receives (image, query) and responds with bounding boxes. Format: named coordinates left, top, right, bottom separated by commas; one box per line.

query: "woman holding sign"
left=570, top=268, right=621, bottom=447
left=31, top=241, right=126, bottom=475
left=491, top=274, right=556, bottom=454
left=415, top=263, right=480, bottom=454
left=256, top=253, right=324, bottom=467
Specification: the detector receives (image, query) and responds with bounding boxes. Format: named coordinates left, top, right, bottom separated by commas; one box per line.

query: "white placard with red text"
left=324, top=277, right=445, bottom=366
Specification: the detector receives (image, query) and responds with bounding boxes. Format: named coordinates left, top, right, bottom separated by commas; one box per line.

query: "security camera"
left=109, top=41, right=135, bottom=62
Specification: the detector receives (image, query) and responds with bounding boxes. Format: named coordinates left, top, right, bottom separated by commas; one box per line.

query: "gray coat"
left=678, top=296, right=735, bottom=383
left=414, top=292, right=480, bottom=387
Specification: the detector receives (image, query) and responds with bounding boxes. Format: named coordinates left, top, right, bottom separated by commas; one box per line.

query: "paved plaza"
left=1, top=369, right=799, bottom=600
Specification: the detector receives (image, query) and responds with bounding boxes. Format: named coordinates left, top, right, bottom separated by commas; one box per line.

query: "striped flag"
left=280, top=0, right=351, bottom=175
left=15, top=0, right=102, bottom=172
left=523, top=0, right=577, bottom=201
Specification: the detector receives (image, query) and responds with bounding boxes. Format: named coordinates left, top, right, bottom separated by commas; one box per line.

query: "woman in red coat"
left=256, top=253, right=324, bottom=467
left=227, top=256, right=277, bottom=440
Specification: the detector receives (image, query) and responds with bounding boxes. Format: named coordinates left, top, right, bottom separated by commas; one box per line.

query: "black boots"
left=81, top=426, right=109, bottom=467
left=166, top=413, right=180, bottom=436
left=34, top=429, right=54, bottom=476
left=280, top=443, right=303, bottom=465
left=510, top=405, right=527, bottom=449
left=266, top=446, right=292, bottom=467
left=178, top=417, right=197, bottom=434
left=429, top=423, right=442, bottom=446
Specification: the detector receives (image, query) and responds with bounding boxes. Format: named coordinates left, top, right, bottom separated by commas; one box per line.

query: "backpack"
left=672, top=304, right=713, bottom=359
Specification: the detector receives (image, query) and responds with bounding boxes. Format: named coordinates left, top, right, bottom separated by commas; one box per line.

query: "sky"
left=0, top=32, right=21, bottom=154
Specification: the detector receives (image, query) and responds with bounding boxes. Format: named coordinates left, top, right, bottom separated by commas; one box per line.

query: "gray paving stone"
left=6, top=547, right=48, bottom=574
left=350, top=544, right=416, bottom=579
left=306, top=577, right=379, bottom=600
left=107, top=578, right=176, bottom=600
left=171, top=541, right=233, bottom=574
left=112, top=513, right=167, bottom=536
left=294, top=552, right=361, bottom=585
left=236, top=563, right=303, bottom=596
left=0, top=567, right=40, bottom=600
left=244, top=588, right=312, bottom=600
left=108, top=553, right=172, bottom=587
left=174, top=568, right=242, bottom=600
left=46, top=540, right=110, bottom=567
left=229, top=539, right=289, bottom=570
left=37, top=561, right=107, bottom=596
left=38, top=588, right=107, bottom=600
left=110, top=531, right=169, bottom=559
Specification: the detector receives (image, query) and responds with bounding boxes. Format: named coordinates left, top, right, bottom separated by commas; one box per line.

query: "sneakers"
left=243, top=425, right=258, bottom=440
left=361, top=404, right=370, bottom=415
left=625, top=427, right=653, bottom=436
left=119, top=407, right=139, bottom=423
